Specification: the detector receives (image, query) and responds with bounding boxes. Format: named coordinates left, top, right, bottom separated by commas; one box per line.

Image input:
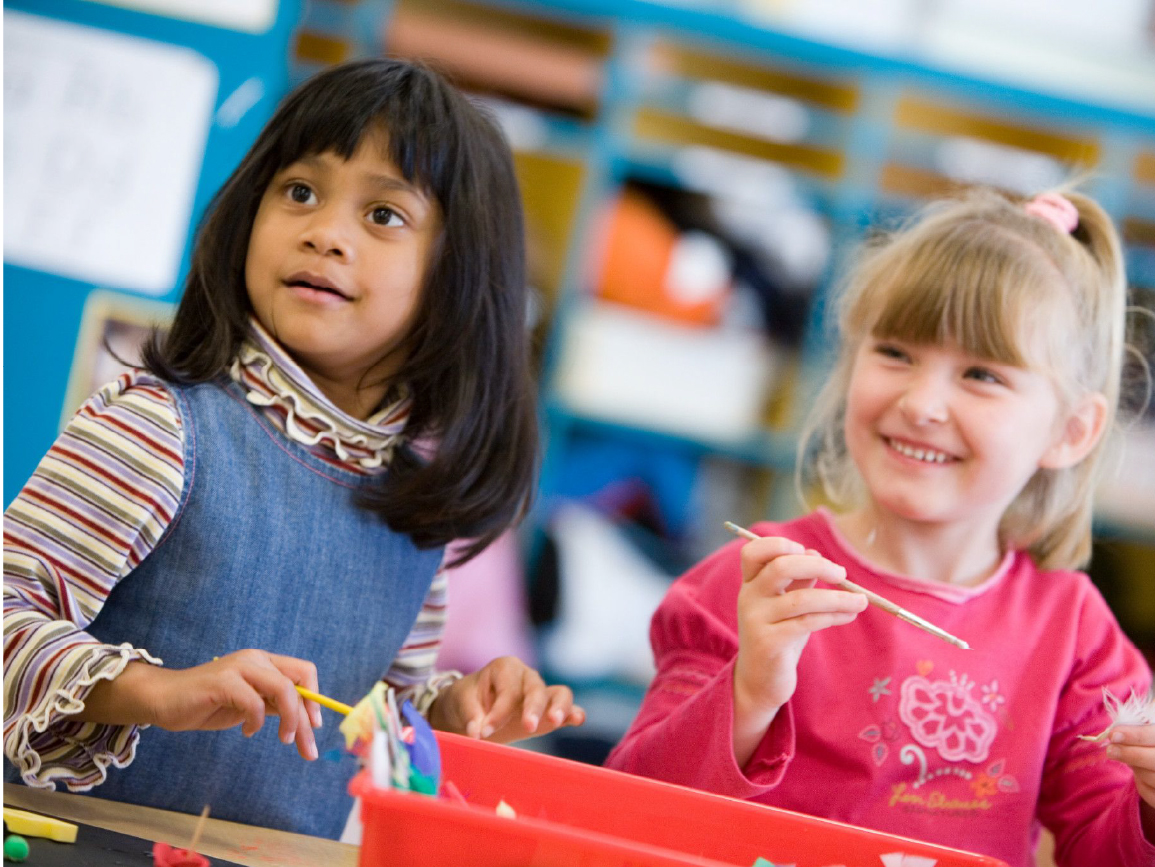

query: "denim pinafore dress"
left=83, top=378, right=443, bottom=838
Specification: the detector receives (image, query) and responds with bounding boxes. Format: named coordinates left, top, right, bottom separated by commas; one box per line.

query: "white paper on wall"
left=3, top=11, right=218, bottom=295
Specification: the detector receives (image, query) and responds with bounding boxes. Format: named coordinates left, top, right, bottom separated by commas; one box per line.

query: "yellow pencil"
left=295, top=685, right=353, bottom=716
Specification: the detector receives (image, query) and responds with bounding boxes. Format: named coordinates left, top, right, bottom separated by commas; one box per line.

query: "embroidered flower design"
left=859, top=719, right=901, bottom=766
left=980, top=680, right=1005, bottom=709
left=898, top=671, right=997, bottom=762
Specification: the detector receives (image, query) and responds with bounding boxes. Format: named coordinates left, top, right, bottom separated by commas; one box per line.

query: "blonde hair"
left=798, top=186, right=1129, bottom=570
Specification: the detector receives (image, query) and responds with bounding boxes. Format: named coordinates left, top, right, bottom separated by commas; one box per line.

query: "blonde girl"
left=606, top=188, right=1153, bottom=867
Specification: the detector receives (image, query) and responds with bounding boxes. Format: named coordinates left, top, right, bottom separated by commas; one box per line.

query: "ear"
left=1039, top=392, right=1108, bottom=470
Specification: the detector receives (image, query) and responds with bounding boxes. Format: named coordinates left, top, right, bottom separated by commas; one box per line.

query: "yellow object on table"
left=2, top=807, right=78, bottom=842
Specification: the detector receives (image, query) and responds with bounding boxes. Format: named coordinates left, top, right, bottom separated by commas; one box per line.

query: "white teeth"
left=889, top=439, right=949, bottom=463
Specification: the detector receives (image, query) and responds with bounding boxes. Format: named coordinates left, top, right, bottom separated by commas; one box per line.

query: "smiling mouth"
left=885, top=437, right=956, bottom=464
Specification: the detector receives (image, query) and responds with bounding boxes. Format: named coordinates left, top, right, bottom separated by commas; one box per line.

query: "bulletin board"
left=2, top=0, right=303, bottom=506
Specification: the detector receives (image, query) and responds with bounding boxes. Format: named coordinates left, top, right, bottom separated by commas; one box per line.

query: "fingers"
left=1106, top=726, right=1155, bottom=790
left=739, top=536, right=808, bottom=584
left=540, top=687, right=584, bottom=732
left=452, top=657, right=586, bottom=743
left=215, top=651, right=319, bottom=759
left=452, top=674, right=487, bottom=739
left=269, top=653, right=323, bottom=730
left=739, top=535, right=850, bottom=602
left=747, top=551, right=851, bottom=598
left=478, top=658, right=546, bottom=737
left=236, top=660, right=302, bottom=742
left=516, top=669, right=549, bottom=734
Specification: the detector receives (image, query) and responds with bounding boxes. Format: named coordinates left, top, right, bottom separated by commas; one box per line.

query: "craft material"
left=723, top=522, right=970, bottom=650
left=1, top=808, right=77, bottom=843
left=495, top=800, right=517, bottom=819
left=152, top=803, right=211, bottom=867
left=295, top=685, right=353, bottom=715
left=400, top=699, right=441, bottom=781
left=3, top=835, right=29, bottom=863
left=339, top=682, right=444, bottom=797
left=152, top=842, right=210, bottom=867
left=440, top=779, right=469, bottom=805
left=1079, top=687, right=1155, bottom=742
left=0, top=822, right=242, bottom=867
left=189, top=805, right=209, bottom=855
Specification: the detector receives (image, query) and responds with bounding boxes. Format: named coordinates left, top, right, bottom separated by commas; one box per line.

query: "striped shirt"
left=3, top=320, right=458, bottom=791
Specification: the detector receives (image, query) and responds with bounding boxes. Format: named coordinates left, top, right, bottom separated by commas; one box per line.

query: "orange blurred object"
left=596, top=191, right=729, bottom=326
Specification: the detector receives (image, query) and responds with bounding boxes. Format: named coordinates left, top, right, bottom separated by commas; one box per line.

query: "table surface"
left=3, top=785, right=359, bottom=867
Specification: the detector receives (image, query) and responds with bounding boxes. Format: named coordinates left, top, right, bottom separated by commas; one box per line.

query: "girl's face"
left=843, top=336, right=1070, bottom=536
left=244, top=129, right=440, bottom=416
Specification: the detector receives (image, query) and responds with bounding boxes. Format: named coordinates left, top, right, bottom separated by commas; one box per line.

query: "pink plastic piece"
left=152, top=841, right=210, bottom=867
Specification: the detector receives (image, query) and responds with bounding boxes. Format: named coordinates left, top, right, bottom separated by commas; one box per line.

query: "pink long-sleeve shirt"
left=605, top=510, right=1155, bottom=867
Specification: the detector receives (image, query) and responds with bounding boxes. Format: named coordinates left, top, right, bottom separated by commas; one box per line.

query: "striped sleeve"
left=3, top=372, right=183, bottom=790
left=383, top=554, right=462, bottom=715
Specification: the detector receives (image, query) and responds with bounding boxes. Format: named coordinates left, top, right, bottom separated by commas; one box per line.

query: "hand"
left=428, top=656, right=585, bottom=744
left=76, top=650, right=323, bottom=761
left=732, top=535, right=867, bottom=764
left=1107, top=724, right=1155, bottom=823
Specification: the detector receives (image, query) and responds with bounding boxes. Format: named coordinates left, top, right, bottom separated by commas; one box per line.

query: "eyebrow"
left=363, top=173, right=426, bottom=200
left=291, top=154, right=427, bottom=200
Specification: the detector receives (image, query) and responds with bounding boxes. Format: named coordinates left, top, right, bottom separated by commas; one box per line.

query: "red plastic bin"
left=351, top=731, right=1008, bottom=867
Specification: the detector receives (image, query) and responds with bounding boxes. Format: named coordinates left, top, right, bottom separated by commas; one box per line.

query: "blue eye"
left=370, top=206, right=404, bottom=227
left=875, top=343, right=909, bottom=361
left=965, top=367, right=1002, bottom=385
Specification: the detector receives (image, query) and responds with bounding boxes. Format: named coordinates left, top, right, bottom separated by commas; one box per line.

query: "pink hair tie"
left=1024, top=192, right=1079, bottom=234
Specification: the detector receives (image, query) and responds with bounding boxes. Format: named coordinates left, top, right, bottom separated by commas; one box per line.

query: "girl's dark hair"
left=142, top=58, right=536, bottom=564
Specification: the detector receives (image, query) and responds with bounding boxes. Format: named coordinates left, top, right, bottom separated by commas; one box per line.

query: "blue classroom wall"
left=3, top=0, right=303, bottom=506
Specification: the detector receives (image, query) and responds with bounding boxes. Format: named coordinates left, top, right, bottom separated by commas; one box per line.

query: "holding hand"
left=428, top=656, right=585, bottom=744
left=1106, top=725, right=1155, bottom=833
left=733, top=535, right=867, bottom=765
left=75, top=650, right=322, bottom=761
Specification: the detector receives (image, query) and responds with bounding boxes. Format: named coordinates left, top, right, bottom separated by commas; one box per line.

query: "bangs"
left=264, top=61, right=464, bottom=201
left=852, top=219, right=1065, bottom=369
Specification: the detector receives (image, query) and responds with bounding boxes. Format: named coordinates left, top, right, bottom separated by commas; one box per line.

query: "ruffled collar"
left=227, top=318, right=410, bottom=471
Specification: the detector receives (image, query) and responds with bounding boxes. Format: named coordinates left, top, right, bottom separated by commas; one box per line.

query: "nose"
left=898, top=371, right=949, bottom=425
left=299, top=206, right=353, bottom=260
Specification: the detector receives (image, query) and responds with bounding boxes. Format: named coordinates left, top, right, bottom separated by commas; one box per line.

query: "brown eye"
left=288, top=183, right=314, bottom=204
left=370, top=206, right=403, bottom=227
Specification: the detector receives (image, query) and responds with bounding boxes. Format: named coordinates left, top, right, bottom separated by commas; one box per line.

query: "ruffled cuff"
left=9, top=643, right=163, bottom=791
left=395, top=670, right=463, bottom=718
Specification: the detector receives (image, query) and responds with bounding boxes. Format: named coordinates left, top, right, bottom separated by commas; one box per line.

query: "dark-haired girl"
left=3, top=59, right=582, bottom=838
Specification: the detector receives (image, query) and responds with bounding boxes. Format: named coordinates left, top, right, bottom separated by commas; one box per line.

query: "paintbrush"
left=723, top=521, right=970, bottom=650
left=296, top=685, right=353, bottom=716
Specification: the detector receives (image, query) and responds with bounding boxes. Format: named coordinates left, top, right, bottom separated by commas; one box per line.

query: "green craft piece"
left=3, top=834, right=29, bottom=863
left=408, top=766, right=438, bottom=795
left=750, top=859, right=775, bottom=867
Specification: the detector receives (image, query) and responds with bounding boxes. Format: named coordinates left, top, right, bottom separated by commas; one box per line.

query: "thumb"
left=450, top=678, right=486, bottom=738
